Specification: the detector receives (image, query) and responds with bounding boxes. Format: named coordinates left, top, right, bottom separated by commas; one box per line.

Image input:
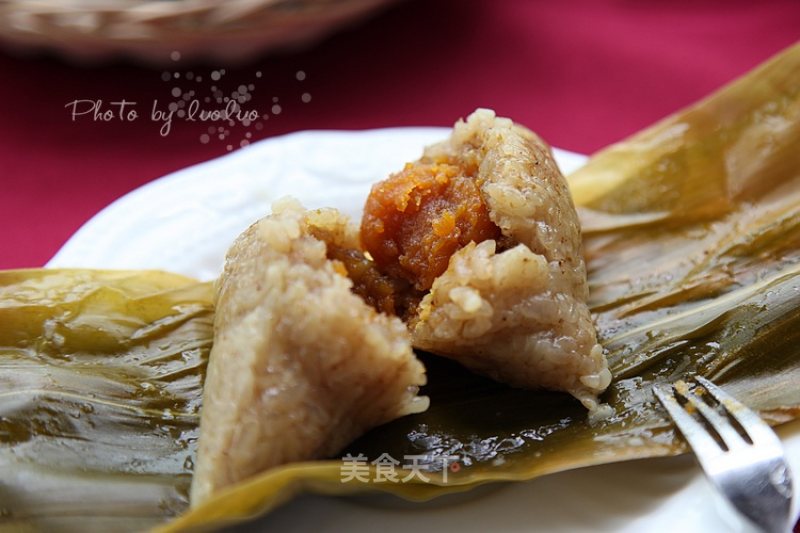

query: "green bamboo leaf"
left=0, top=270, right=213, bottom=532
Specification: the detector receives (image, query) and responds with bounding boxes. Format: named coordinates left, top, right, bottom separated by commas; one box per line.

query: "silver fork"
left=654, top=376, right=795, bottom=533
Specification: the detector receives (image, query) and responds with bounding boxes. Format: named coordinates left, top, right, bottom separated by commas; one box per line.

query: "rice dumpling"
left=362, top=109, right=611, bottom=410
left=189, top=199, right=429, bottom=506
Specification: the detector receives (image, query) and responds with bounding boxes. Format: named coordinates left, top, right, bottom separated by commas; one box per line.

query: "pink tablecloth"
left=0, top=0, right=798, bottom=269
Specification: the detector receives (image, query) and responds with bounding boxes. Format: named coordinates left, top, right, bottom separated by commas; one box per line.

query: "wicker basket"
left=0, top=0, right=398, bottom=64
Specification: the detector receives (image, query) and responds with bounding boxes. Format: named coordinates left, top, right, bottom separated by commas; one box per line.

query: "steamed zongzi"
left=192, top=108, right=610, bottom=505
left=190, top=200, right=429, bottom=506
left=361, top=109, right=611, bottom=410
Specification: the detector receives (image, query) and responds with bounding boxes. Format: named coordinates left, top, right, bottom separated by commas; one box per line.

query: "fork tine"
left=694, top=376, right=783, bottom=449
left=653, top=382, right=722, bottom=455
left=673, top=379, right=747, bottom=451
left=657, top=377, right=794, bottom=533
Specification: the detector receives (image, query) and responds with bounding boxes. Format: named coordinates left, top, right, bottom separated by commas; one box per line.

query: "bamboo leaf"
left=0, top=270, right=213, bottom=532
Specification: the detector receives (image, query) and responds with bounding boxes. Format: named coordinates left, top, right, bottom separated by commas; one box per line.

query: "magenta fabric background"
left=0, top=0, right=798, bottom=271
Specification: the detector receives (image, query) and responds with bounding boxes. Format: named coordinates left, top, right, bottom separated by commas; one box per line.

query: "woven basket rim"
left=0, top=0, right=398, bottom=63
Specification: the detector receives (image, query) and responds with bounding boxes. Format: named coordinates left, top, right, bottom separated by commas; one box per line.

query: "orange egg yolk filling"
left=319, top=158, right=502, bottom=318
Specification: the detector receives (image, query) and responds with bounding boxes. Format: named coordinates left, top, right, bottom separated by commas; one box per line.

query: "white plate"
left=48, top=128, right=800, bottom=532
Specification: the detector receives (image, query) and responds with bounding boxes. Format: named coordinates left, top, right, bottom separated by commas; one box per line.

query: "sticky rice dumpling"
left=361, top=109, right=611, bottom=410
left=192, top=109, right=610, bottom=506
left=190, top=199, right=428, bottom=506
